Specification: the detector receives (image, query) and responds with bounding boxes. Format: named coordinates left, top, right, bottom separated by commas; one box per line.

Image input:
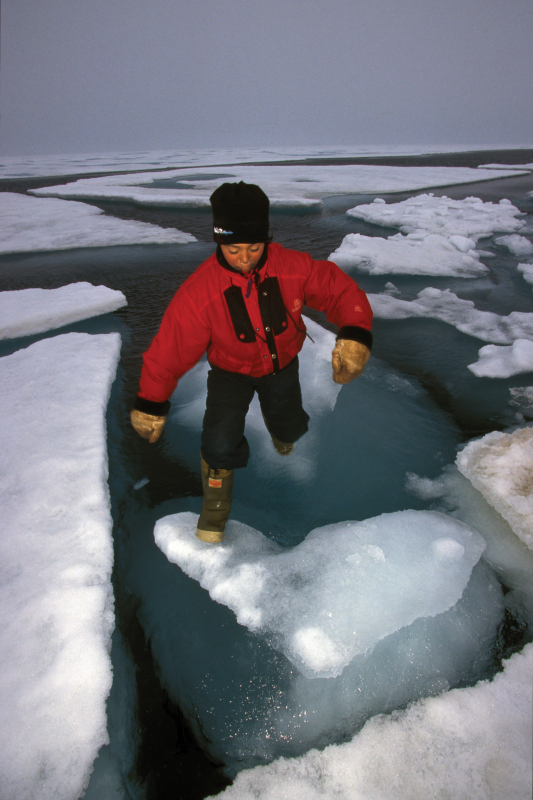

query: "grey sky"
left=1, top=0, right=532, bottom=157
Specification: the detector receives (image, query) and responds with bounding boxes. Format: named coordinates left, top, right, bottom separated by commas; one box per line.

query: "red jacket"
left=138, top=243, right=373, bottom=405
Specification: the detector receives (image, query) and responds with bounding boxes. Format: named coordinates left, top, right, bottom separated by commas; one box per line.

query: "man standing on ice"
left=131, top=182, right=373, bottom=542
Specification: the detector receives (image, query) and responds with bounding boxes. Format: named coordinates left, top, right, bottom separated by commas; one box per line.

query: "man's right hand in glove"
left=130, top=409, right=166, bottom=443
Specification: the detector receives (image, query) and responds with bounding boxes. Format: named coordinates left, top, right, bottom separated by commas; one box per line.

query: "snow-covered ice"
left=213, top=644, right=532, bottom=800
left=468, top=339, right=533, bottom=378
left=457, top=426, right=533, bottom=550
left=0, top=192, right=196, bottom=255
left=369, top=287, right=533, bottom=344
left=0, top=144, right=518, bottom=179
left=329, top=231, right=486, bottom=276
left=347, top=194, right=525, bottom=240
left=0, top=282, right=127, bottom=339
left=0, top=332, right=120, bottom=800
left=495, top=234, right=533, bottom=257
left=29, top=165, right=527, bottom=209
left=518, top=262, right=533, bottom=286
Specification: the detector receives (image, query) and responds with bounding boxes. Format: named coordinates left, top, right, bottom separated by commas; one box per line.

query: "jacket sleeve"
left=302, top=255, right=373, bottom=348
left=137, top=286, right=211, bottom=404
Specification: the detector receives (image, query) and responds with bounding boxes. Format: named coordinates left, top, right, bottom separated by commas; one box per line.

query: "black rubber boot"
left=196, top=457, right=234, bottom=543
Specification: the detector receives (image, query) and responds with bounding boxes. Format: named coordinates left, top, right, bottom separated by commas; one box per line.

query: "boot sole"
left=196, top=528, right=225, bottom=543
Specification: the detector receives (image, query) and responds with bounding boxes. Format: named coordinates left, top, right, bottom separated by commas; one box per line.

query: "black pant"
left=201, top=357, right=310, bottom=469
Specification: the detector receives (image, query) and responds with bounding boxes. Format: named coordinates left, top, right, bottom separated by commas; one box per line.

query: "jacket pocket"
left=223, top=286, right=257, bottom=343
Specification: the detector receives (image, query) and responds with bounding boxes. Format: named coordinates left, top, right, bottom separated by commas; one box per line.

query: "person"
left=131, top=181, right=373, bottom=543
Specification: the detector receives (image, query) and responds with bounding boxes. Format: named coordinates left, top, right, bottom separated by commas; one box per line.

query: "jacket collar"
left=216, top=243, right=269, bottom=279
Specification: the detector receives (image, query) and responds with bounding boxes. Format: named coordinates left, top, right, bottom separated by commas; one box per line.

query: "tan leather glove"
left=130, top=409, right=167, bottom=443
left=331, top=339, right=370, bottom=384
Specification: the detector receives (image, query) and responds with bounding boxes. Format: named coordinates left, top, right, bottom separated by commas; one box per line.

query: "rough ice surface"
left=213, top=644, right=532, bottom=800
left=0, top=192, right=196, bottom=254
left=457, top=427, right=533, bottom=550
left=468, top=339, right=533, bottom=378
left=347, top=194, right=525, bottom=240
left=0, top=282, right=127, bottom=339
left=518, top=262, right=533, bottom=285
left=29, top=164, right=527, bottom=209
left=369, top=288, right=533, bottom=344
left=495, top=233, right=533, bottom=257
left=155, top=510, right=487, bottom=678
left=329, top=231, right=486, bottom=276
left=0, top=332, right=120, bottom=800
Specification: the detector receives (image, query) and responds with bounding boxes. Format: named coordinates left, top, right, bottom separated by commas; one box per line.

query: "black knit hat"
left=210, top=181, right=270, bottom=244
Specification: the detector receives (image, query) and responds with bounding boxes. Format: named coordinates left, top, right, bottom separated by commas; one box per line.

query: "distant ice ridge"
left=346, top=194, right=525, bottom=240
left=29, top=164, right=527, bottom=209
left=213, top=644, right=532, bottom=800
left=369, top=287, right=533, bottom=344
left=0, top=144, right=520, bottom=179
left=0, top=192, right=196, bottom=255
left=0, top=332, right=120, bottom=800
left=0, top=282, right=127, bottom=339
left=155, top=509, right=486, bottom=678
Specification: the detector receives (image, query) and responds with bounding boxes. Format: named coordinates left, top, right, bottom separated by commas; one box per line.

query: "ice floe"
left=495, top=233, right=533, bottom=257
left=29, top=164, right=527, bottom=209
left=457, top=426, right=533, bottom=550
left=0, top=332, right=120, bottom=800
left=468, top=340, right=533, bottom=378
left=518, top=262, right=533, bottom=285
left=0, top=192, right=196, bottom=255
left=0, top=282, right=127, bottom=339
left=329, top=231, right=486, bottom=276
left=347, top=194, right=525, bottom=240
left=368, top=287, right=533, bottom=344
left=154, top=510, right=486, bottom=679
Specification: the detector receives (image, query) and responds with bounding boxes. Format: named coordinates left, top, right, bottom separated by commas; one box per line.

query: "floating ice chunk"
left=329, top=231, right=486, bottom=276
left=0, top=282, right=127, bottom=339
left=457, top=426, right=533, bottom=549
left=468, top=339, right=533, bottom=378
left=495, top=234, right=533, bottom=257
left=155, top=509, right=486, bottom=678
left=347, top=194, right=524, bottom=241
left=215, top=644, right=532, bottom=800
left=0, top=192, right=196, bottom=255
left=133, top=478, right=150, bottom=491
left=369, top=287, right=533, bottom=343
left=0, top=332, right=120, bottom=800
left=518, top=262, right=533, bottom=285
